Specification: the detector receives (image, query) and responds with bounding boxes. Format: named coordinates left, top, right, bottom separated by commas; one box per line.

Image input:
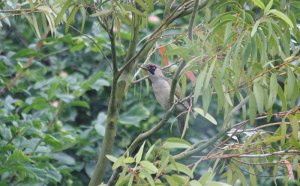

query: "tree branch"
left=188, top=0, right=200, bottom=40
left=168, top=60, right=185, bottom=108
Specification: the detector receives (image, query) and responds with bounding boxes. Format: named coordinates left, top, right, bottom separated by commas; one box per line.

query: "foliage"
left=0, top=0, right=300, bottom=186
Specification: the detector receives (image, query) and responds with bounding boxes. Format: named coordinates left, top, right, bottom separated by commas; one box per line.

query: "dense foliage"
left=0, top=0, right=299, bottom=186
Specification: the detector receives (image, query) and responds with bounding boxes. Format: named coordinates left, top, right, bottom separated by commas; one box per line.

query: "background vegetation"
left=0, top=0, right=299, bottom=185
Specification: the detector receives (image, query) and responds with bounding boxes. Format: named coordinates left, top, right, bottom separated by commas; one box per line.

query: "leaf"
left=119, top=104, right=150, bottom=126
left=249, top=93, right=257, bottom=125
left=252, top=0, right=265, bottom=9
left=289, top=115, right=299, bottom=140
left=55, top=0, right=73, bottom=25
left=264, top=0, right=273, bottom=14
left=204, top=59, right=216, bottom=89
left=277, top=84, right=287, bottom=111
left=68, top=100, right=90, bottom=108
left=135, top=141, right=145, bottom=163
left=199, top=170, right=213, bottom=184
left=181, top=112, right=190, bottom=139
left=287, top=68, right=296, bottom=101
left=106, top=155, right=118, bottom=163
left=163, top=138, right=191, bottom=149
left=51, top=152, right=75, bottom=165
left=253, top=83, right=264, bottom=114
left=280, top=122, right=287, bottom=145
left=251, top=19, right=260, bottom=37
left=267, top=9, right=294, bottom=28
left=44, top=134, right=63, bottom=149
left=185, top=71, right=196, bottom=86
left=267, top=73, right=278, bottom=109
left=57, top=94, right=75, bottom=103
left=90, top=9, right=113, bottom=17
left=140, top=161, right=158, bottom=174
left=158, top=46, right=168, bottom=65
left=284, top=160, right=295, bottom=180
left=65, top=5, right=79, bottom=33
left=79, top=6, right=86, bottom=32
left=122, top=4, right=145, bottom=17
left=193, top=107, right=217, bottom=125
left=202, top=85, right=212, bottom=113
left=170, top=162, right=193, bottom=178
left=206, top=181, right=232, bottom=186
left=194, top=64, right=208, bottom=104
left=112, top=156, right=124, bottom=170
left=263, top=136, right=285, bottom=143
left=12, top=48, right=38, bottom=58
left=136, top=0, right=148, bottom=12
left=189, top=180, right=201, bottom=186
left=123, top=157, right=135, bottom=164
left=140, top=170, right=155, bottom=186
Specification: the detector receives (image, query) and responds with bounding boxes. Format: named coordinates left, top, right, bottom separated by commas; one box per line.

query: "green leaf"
left=202, top=85, right=212, bottom=113
left=264, top=136, right=285, bottom=143
left=252, top=0, right=265, bottom=9
left=55, top=0, right=73, bottom=25
left=135, top=141, right=145, bottom=163
left=79, top=6, right=86, bottom=32
left=170, top=162, right=193, bottom=178
left=267, top=73, right=278, bottom=109
left=194, top=64, right=208, bottom=104
left=251, top=19, right=260, bottom=37
left=199, top=170, right=213, bottom=184
left=267, top=9, right=294, bottom=28
left=65, top=5, right=79, bottom=33
left=112, top=156, right=124, bottom=170
left=12, top=48, right=38, bottom=58
left=52, top=152, right=75, bottom=165
left=136, top=0, right=148, bottom=11
left=140, top=161, right=158, bottom=174
left=68, top=100, right=90, bottom=108
left=253, top=83, right=264, bottom=114
left=90, top=9, right=113, bottom=17
left=206, top=181, right=232, bottom=186
left=277, top=85, right=287, bottom=111
left=145, top=0, right=154, bottom=11
left=123, top=157, right=135, bottom=164
left=204, top=59, right=216, bottom=89
left=181, top=112, right=190, bottom=139
left=122, top=4, right=145, bottom=17
left=106, top=155, right=118, bottom=163
left=163, top=138, right=191, bottom=149
left=289, top=115, right=299, bottom=140
left=44, top=134, right=63, bottom=149
left=249, top=93, right=257, bottom=125
left=193, top=107, right=217, bottom=125
left=119, top=104, right=150, bottom=126
left=287, top=68, right=296, bottom=100
left=190, top=180, right=202, bottom=186
left=264, top=0, right=273, bottom=14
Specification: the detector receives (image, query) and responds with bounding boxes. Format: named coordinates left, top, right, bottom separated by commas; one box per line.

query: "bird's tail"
left=175, top=103, right=188, bottom=134
left=177, top=112, right=187, bottom=134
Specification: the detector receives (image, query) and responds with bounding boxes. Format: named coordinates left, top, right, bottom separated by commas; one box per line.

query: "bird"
left=141, top=63, right=189, bottom=133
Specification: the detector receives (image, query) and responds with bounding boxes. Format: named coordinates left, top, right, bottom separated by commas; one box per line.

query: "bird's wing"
left=166, top=78, right=183, bottom=99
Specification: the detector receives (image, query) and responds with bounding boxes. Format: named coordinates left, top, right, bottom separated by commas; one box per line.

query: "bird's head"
left=141, top=64, right=164, bottom=79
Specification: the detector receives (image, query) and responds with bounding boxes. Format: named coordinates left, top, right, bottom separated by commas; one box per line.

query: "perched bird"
left=141, top=63, right=189, bottom=133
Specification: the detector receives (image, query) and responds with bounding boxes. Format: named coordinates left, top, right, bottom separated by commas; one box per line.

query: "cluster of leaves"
left=0, top=0, right=300, bottom=186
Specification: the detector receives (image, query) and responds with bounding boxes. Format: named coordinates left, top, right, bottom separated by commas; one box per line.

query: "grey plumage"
left=142, top=64, right=189, bottom=133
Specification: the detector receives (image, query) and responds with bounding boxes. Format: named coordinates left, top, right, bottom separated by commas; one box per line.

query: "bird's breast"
left=152, top=79, right=170, bottom=109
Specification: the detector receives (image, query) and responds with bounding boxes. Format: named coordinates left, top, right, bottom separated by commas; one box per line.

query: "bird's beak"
left=140, top=64, right=148, bottom=70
